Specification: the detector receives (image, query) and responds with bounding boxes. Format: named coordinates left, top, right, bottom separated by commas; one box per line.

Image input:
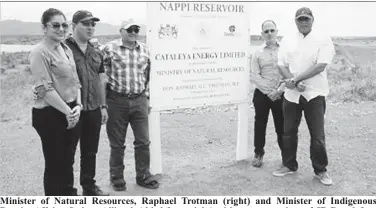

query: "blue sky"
left=1, top=1, right=375, bottom=36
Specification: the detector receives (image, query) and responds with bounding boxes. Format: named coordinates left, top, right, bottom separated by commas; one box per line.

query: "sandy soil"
left=1, top=93, right=375, bottom=196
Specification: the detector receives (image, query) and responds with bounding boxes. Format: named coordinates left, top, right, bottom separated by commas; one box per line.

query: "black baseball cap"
left=72, top=10, right=100, bottom=23
left=295, top=7, right=314, bottom=19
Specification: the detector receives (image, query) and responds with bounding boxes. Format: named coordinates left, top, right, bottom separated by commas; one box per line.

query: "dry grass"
left=2, top=40, right=375, bottom=102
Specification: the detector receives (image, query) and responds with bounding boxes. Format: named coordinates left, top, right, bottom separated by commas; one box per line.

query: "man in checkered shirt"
left=102, top=21, right=159, bottom=191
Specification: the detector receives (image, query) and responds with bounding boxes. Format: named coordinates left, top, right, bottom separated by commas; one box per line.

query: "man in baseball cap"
left=294, top=7, right=314, bottom=36
left=120, top=21, right=140, bottom=31
left=273, top=6, right=335, bottom=186
left=119, top=21, right=141, bottom=44
left=102, top=19, right=159, bottom=191
left=68, top=10, right=109, bottom=196
left=72, top=10, right=100, bottom=23
left=295, top=7, right=314, bottom=19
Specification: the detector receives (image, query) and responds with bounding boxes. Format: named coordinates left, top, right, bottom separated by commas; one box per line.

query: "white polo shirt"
left=278, top=31, right=335, bottom=104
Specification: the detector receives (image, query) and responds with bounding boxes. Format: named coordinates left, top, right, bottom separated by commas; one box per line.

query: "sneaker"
left=110, top=178, right=126, bottom=191
left=136, top=174, right=160, bottom=189
left=273, top=166, right=296, bottom=177
left=252, top=154, right=263, bottom=167
left=315, top=171, right=332, bottom=186
left=83, top=185, right=109, bottom=196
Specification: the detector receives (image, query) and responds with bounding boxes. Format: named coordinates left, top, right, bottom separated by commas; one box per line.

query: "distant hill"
left=0, top=20, right=146, bottom=36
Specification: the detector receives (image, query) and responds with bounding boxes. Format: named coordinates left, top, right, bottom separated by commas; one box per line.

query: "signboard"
left=147, top=2, right=250, bottom=110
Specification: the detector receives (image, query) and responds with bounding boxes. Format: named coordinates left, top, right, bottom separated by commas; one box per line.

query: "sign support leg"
left=149, top=110, right=162, bottom=174
left=236, top=102, right=249, bottom=160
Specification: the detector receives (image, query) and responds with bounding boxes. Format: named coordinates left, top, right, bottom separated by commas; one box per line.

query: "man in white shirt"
left=272, top=7, right=335, bottom=186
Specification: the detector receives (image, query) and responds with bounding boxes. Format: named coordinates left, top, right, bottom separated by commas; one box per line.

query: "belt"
left=109, top=89, right=144, bottom=99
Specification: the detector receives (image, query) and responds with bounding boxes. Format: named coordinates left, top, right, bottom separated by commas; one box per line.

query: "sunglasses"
left=80, top=21, right=96, bottom=27
left=126, top=27, right=140, bottom=34
left=48, top=22, right=69, bottom=30
left=296, top=16, right=312, bottom=22
left=263, top=29, right=275, bottom=34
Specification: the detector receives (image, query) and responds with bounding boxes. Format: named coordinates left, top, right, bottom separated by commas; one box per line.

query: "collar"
left=65, top=36, right=93, bottom=47
left=261, top=40, right=280, bottom=49
left=116, top=38, right=140, bottom=49
left=297, top=30, right=313, bottom=39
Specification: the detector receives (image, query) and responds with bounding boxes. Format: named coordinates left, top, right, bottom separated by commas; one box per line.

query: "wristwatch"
left=100, top=104, right=108, bottom=110
left=290, top=78, right=297, bottom=85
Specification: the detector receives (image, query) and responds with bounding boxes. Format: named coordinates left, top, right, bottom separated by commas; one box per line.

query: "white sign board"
left=147, top=2, right=250, bottom=110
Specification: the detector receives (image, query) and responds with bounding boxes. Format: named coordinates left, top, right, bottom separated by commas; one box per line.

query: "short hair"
left=261, top=20, right=277, bottom=31
left=41, top=8, right=66, bottom=26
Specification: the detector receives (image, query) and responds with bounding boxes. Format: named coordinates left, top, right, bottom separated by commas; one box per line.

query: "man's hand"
left=296, top=82, right=306, bottom=92
left=101, top=108, right=108, bottom=124
left=267, top=90, right=281, bottom=101
left=31, top=85, right=38, bottom=100
left=284, top=78, right=296, bottom=89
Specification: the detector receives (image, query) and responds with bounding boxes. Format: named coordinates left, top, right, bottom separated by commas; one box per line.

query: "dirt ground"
left=1, top=88, right=375, bottom=196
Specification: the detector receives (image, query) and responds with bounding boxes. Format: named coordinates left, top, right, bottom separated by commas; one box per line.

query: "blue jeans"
left=282, top=95, right=328, bottom=174
left=106, top=89, right=151, bottom=180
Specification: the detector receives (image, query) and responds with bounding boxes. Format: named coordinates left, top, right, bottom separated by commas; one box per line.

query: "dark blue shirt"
left=65, top=37, right=104, bottom=111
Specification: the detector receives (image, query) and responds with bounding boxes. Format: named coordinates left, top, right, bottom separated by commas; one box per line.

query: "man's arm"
left=295, top=37, right=335, bottom=83
left=278, top=65, right=294, bottom=79
left=277, top=36, right=300, bottom=89
left=99, top=74, right=107, bottom=105
left=98, top=54, right=108, bottom=106
left=294, top=63, right=327, bottom=83
left=144, top=59, right=151, bottom=88
left=277, top=49, right=295, bottom=89
left=249, top=51, right=274, bottom=95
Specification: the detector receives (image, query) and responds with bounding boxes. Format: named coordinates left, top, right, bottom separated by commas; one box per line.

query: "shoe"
left=251, top=154, right=263, bottom=167
left=273, top=166, right=296, bottom=177
left=110, top=178, right=126, bottom=191
left=69, top=188, right=78, bottom=196
left=314, top=171, right=332, bottom=186
left=83, top=185, right=109, bottom=196
left=136, top=174, right=160, bottom=189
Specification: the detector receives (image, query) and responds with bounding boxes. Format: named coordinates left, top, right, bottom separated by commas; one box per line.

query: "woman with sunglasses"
left=29, top=8, right=82, bottom=196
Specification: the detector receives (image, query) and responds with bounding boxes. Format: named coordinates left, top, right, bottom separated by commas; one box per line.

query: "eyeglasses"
left=48, top=22, right=69, bottom=30
left=80, top=21, right=96, bottom=27
left=296, top=16, right=312, bottom=22
left=263, top=29, right=275, bottom=34
left=126, top=27, right=140, bottom=34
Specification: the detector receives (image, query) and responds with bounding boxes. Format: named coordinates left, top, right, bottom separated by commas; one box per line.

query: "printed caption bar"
left=1, top=196, right=375, bottom=208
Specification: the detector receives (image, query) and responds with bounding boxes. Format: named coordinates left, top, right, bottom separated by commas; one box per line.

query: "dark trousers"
left=32, top=103, right=79, bottom=196
left=106, top=90, right=151, bottom=180
left=252, top=88, right=284, bottom=157
left=282, top=95, right=328, bottom=174
left=72, top=108, right=102, bottom=188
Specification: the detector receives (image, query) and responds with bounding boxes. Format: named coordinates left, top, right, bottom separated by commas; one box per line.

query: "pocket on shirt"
left=137, top=55, right=148, bottom=70
left=112, top=55, right=126, bottom=68
left=90, top=55, right=102, bottom=72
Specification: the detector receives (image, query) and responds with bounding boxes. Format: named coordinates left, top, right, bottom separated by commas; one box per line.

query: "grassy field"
left=0, top=36, right=375, bottom=196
